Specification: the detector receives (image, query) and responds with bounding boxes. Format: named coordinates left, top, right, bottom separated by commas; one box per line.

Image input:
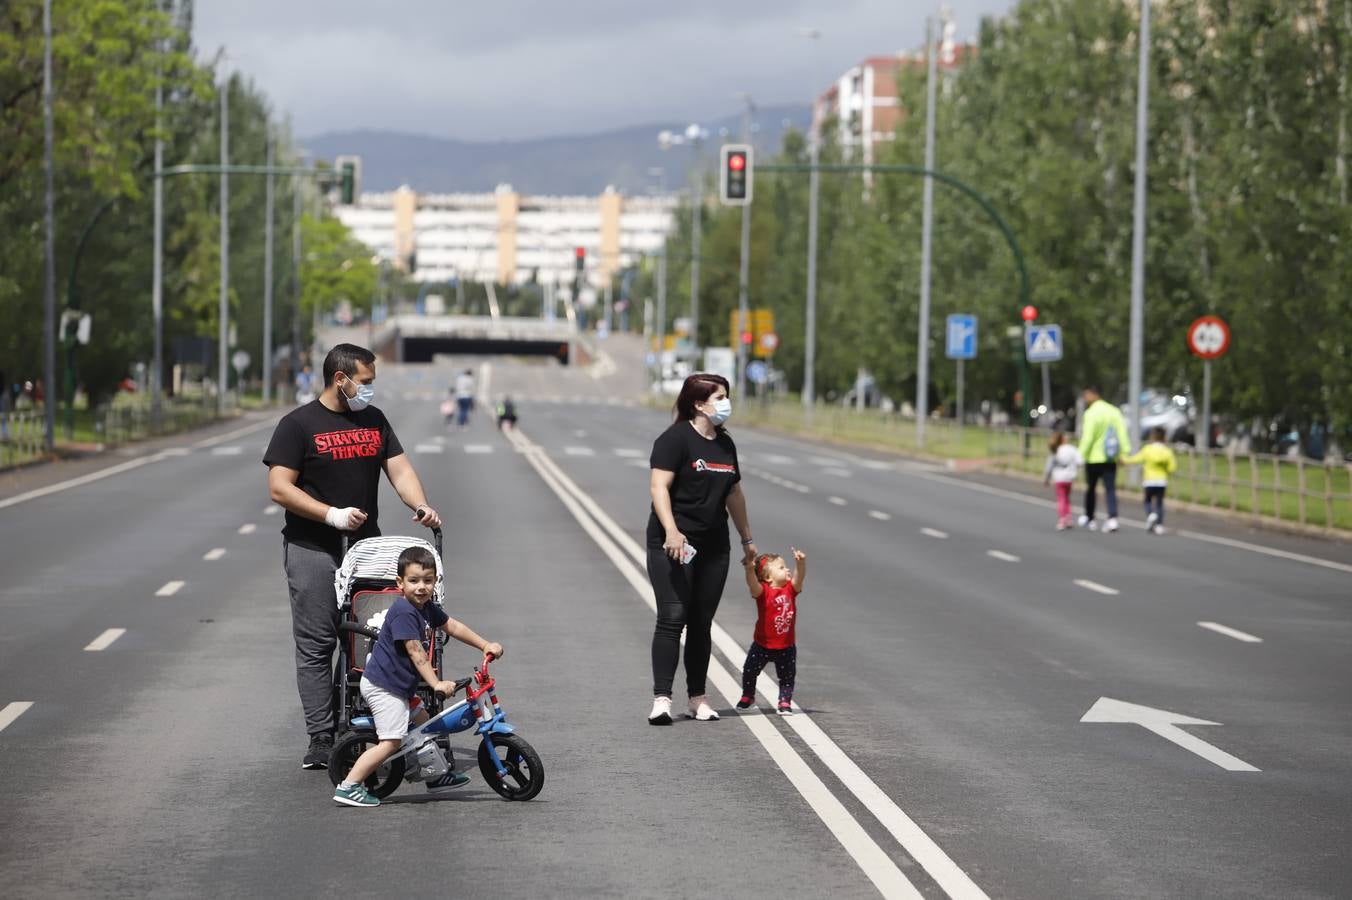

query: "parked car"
left=1123, top=389, right=1194, bottom=444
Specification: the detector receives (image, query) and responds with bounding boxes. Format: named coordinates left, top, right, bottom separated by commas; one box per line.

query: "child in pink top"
left=736, top=547, right=806, bottom=715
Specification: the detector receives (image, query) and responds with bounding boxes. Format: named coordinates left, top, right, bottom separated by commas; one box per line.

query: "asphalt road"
left=1, top=355, right=1348, bottom=899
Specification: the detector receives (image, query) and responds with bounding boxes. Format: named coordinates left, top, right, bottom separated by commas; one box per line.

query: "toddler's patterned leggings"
left=740, top=641, right=797, bottom=703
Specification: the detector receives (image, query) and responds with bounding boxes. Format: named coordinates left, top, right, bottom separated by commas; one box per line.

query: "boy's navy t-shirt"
left=363, top=596, right=449, bottom=699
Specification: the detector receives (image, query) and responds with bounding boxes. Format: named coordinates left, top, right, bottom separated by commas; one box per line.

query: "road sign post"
left=1187, top=315, right=1230, bottom=452
left=945, top=314, right=977, bottom=432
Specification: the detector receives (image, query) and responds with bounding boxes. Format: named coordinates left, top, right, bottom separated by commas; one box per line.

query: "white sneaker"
left=1154, top=525, right=1167, bottom=535
left=1105, top=517, right=1119, bottom=533
left=1087, top=519, right=1099, bottom=531
left=686, top=695, right=720, bottom=721
left=647, top=696, right=673, bottom=726
left=1145, top=512, right=1159, bottom=530
left=1077, top=514, right=1090, bottom=528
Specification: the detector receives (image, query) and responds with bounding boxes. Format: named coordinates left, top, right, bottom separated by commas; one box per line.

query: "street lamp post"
left=42, top=0, right=56, bottom=451
left=1126, top=0, right=1152, bottom=450
left=734, top=98, right=754, bottom=401
left=262, top=133, right=275, bottom=405
left=218, top=73, right=230, bottom=415
left=916, top=17, right=939, bottom=448
left=151, top=0, right=165, bottom=427
left=799, top=27, right=823, bottom=422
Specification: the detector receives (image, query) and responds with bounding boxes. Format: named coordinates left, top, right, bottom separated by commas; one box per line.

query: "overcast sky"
left=194, top=1, right=1017, bottom=142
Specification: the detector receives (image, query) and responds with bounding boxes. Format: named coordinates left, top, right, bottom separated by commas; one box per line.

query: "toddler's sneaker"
left=648, top=695, right=673, bottom=726
left=1077, top=514, right=1090, bottom=529
left=776, top=702, right=793, bottom=716
left=426, top=770, right=471, bottom=793
left=333, top=782, right=379, bottom=808
left=686, top=695, right=720, bottom=721
left=1086, top=518, right=1099, bottom=531
left=1056, top=521, right=1069, bottom=531
left=1105, top=517, right=1119, bottom=533
left=1145, top=512, right=1159, bottom=531
left=735, top=696, right=754, bottom=710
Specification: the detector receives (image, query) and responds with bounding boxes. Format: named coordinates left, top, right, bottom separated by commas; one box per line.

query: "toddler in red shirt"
left=736, top=547, right=806, bottom=715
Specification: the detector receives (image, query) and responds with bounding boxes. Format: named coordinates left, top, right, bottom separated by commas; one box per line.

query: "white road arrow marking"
left=1080, top=697, right=1260, bottom=772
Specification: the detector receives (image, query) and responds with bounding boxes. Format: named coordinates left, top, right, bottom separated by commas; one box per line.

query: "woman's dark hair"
left=673, top=373, right=731, bottom=425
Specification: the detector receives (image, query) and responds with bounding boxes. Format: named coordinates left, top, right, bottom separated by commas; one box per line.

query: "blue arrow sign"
left=1025, top=324, right=1063, bottom=362
left=945, top=314, right=978, bottom=360
left=746, top=360, right=769, bottom=385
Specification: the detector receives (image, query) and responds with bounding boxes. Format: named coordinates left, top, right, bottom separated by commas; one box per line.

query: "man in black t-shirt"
left=263, top=343, right=443, bottom=770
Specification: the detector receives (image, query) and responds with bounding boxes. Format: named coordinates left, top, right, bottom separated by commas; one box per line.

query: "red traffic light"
left=575, top=247, right=586, bottom=259
left=1020, top=305, right=1038, bottom=322
left=728, top=153, right=746, bottom=172
left=740, top=331, right=753, bottom=345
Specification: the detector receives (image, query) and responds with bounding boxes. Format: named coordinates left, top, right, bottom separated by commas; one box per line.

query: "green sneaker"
left=426, top=770, right=471, bottom=793
left=333, top=783, right=379, bottom=807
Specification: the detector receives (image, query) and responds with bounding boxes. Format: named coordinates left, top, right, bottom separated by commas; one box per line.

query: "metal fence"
left=0, top=397, right=224, bottom=471
left=0, top=411, right=46, bottom=469
left=733, top=400, right=1352, bottom=535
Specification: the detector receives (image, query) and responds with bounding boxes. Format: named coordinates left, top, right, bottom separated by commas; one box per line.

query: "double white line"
left=504, top=428, right=986, bottom=900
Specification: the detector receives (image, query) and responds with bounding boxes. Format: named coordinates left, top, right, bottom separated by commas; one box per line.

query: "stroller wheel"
left=329, top=729, right=405, bottom=799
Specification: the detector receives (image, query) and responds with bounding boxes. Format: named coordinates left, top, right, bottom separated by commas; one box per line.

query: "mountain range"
left=301, top=103, right=811, bottom=197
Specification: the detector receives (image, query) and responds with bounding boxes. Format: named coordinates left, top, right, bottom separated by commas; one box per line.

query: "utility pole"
left=262, top=133, right=275, bottom=405
left=1127, top=0, right=1151, bottom=451
left=916, top=16, right=938, bottom=448
left=801, top=27, right=822, bottom=422
left=151, top=0, right=164, bottom=427
left=735, top=96, right=754, bottom=400
left=291, top=165, right=303, bottom=393
left=42, top=0, right=56, bottom=451
left=217, top=73, right=230, bottom=415
left=689, top=148, right=703, bottom=352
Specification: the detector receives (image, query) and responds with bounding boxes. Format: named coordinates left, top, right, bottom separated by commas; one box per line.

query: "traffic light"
left=719, top=144, right=753, bottom=206
left=339, top=162, right=355, bottom=204
left=740, top=330, right=753, bottom=346
left=575, top=247, right=586, bottom=271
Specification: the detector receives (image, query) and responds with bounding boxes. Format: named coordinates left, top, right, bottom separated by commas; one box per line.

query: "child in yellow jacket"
left=1123, top=427, right=1178, bottom=534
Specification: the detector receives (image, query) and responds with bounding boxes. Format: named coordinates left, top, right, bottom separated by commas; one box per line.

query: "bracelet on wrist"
left=741, top=537, right=754, bottom=545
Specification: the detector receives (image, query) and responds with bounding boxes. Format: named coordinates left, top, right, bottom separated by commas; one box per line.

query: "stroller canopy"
left=334, top=535, right=445, bottom=609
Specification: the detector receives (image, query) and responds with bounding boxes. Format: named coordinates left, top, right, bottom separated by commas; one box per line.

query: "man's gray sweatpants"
left=283, top=541, right=343, bottom=737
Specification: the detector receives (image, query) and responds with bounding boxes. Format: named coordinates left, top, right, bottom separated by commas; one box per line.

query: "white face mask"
left=340, top=377, right=375, bottom=412
left=706, top=397, right=732, bottom=426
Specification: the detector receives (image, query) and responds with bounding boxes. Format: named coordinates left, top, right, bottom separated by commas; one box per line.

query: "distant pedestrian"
left=295, top=365, right=317, bottom=405
left=1124, top=426, right=1178, bottom=534
left=496, top=396, right=518, bottom=431
left=646, top=373, right=757, bottom=725
left=453, top=369, right=476, bottom=429
left=736, top=547, right=806, bottom=716
left=1043, top=431, right=1084, bottom=531
left=1077, top=386, right=1132, bottom=533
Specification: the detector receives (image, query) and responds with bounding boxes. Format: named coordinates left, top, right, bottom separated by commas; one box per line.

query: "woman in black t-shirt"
left=646, top=373, right=757, bottom=725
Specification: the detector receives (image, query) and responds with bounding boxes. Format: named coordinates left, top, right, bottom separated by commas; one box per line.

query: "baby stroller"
left=332, top=527, right=447, bottom=737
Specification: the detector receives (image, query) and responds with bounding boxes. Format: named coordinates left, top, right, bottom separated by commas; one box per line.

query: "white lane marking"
left=189, top=416, right=281, bottom=450
left=829, top=496, right=848, bottom=506
left=238, top=523, right=257, bottom=535
left=83, top=628, right=126, bottom=651
left=464, top=444, right=493, bottom=454
left=628, top=459, right=648, bottom=469
left=573, top=429, right=588, bottom=438
left=823, top=467, right=852, bottom=478
left=0, top=417, right=278, bottom=511
left=1074, top=578, right=1119, bottom=596
left=898, top=468, right=1352, bottom=576
left=263, top=505, right=280, bottom=516
left=1081, top=697, right=1260, bottom=772
left=986, top=550, right=1020, bottom=562
left=762, top=453, right=796, bottom=465
left=414, top=443, right=444, bottom=454
left=921, top=527, right=949, bottom=539
left=868, top=510, right=892, bottom=521
left=614, top=448, right=645, bottom=458
left=508, top=428, right=987, bottom=900
left=0, top=702, right=34, bottom=733
left=564, top=446, right=596, bottom=457
left=155, top=580, right=184, bottom=597
left=210, top=445, right=243, bottom=456
left=203, top=548, right=227, bottom=561
left=1198, top=621, right=1263, bottom=643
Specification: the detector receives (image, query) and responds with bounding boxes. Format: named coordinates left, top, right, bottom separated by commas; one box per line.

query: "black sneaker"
left=302, top=733, right=333, bottom=770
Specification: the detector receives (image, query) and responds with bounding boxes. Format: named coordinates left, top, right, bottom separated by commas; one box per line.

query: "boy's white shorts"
left=359, top=676, right=410, bottom=741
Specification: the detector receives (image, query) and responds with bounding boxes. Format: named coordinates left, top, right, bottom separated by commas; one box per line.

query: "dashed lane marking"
left=564, top=446, right=596, bottom=457
left=414, top=443, right=444, bottom=454
left=0, top=702, right=34, bottom=734
left=986, top=550, right=1020, bottom=562
left=203, top=548, right=226, bottom=560
left=921, top=527, right=949, bottom=539
left=822, top=467, right=852, bottom=478
left=155, top=580, right=184, bottom=597
left=1198, top=621, right=1263, bottom=643
left=210, top=446, right=243, bottom=456
left=869, top=510, right=892, bottom=521
left=613, top=448, right=645, bottom=458
left=1074, top=579, right=1119, bottom=596
left=238, top=523, right=257, bottom=535
left=464, top=444, right=494, bottom=454
left=83, top=628, right=126, bottom=651
left=829, top=496, right=848, bottom=506
left=263, top=505, right=280, bottom=516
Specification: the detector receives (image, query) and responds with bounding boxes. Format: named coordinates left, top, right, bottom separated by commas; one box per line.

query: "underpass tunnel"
left=396, top=337, right=573, bottom=365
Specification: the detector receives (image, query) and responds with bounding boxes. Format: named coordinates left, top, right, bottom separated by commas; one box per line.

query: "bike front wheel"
left=477, top=733, right=544, bottom=801
left=329, top=730, right=406, bottom=799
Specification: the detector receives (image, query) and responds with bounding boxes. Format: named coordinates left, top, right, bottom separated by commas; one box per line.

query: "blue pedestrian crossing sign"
left=1025, top=324, right=1063, bottom=362
left=945, top=314, right=978, bottom=360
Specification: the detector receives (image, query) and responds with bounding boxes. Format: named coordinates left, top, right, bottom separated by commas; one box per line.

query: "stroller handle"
left=339, top=621, right=379, bottom=641
left=413, top=508, right=444, bottom=557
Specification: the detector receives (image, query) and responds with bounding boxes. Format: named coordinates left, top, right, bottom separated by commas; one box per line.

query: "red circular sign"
left=1020, top=305, right=1038, bottom=322
left=1187, top=315, right=1230, bottom=359
left=760, top=332, right=779, bottom=352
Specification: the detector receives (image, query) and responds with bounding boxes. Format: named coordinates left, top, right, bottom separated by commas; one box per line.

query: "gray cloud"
left=195, top=1, right=1015, bottom=140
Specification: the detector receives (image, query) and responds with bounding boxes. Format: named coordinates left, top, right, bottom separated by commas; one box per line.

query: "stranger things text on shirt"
left=314, top=428, right=384, bottom=460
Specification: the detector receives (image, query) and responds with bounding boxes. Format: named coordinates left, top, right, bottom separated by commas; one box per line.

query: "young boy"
left=1123, top=426, right=1178, bottom=534
left=736, top=547, right=806, bottom=716
left=333, top=546, right=505, bottom=808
